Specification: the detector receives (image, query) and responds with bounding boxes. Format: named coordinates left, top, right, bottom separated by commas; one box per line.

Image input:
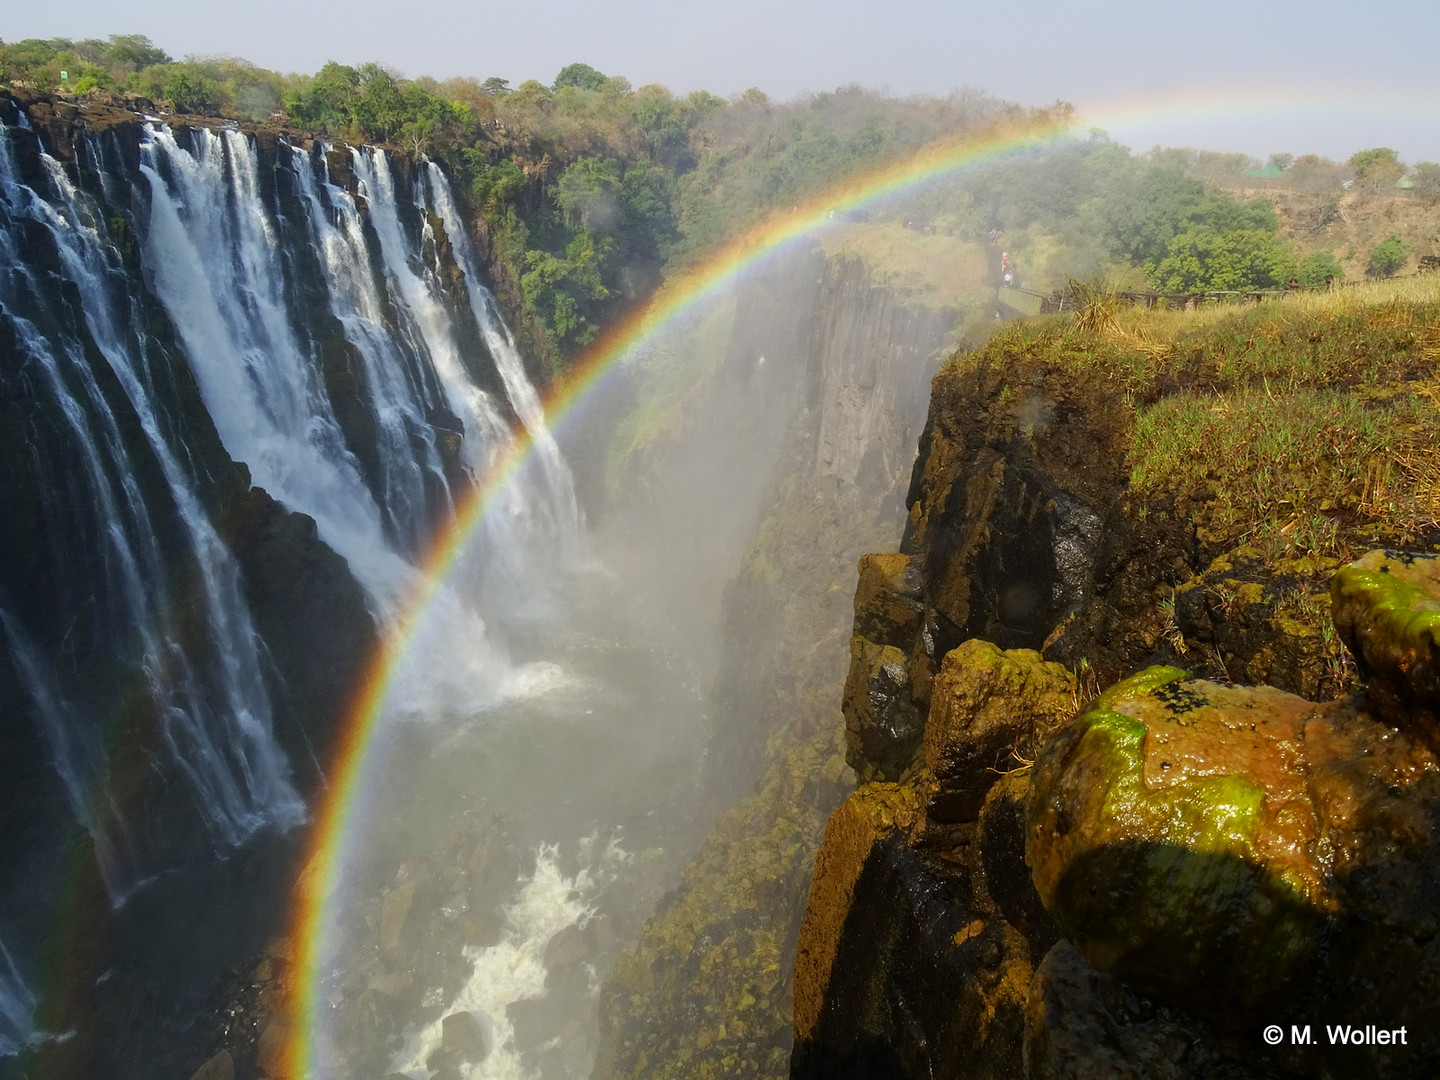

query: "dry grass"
left=949, top=275, right=1440, bottom=561
left=822, top=222, right=989, bottom=309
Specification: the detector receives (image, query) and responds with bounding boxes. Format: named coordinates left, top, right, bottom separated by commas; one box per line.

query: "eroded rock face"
left=842, top=636, right=925, bottom=779
left=792, top=782, right=1033, bottom=1080
left=1333, top=549, right=1440, bottom=749
left=925, top=640, right=1075, bottom=824
left=1027, top=666, right=1438, bottom=1039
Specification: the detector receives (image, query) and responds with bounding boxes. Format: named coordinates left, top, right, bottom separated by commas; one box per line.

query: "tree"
left=1368, top=235, right=1409, bottom=277
left=1297, top=250, right=1345, bottom=287
left=1411, top=162, right=1440, bottom=206
left=1286, top=154, right=1347, bottom=195
left=481, top=76, right=510, bottom=96
left=555, top=156, right=621, bottom=230
left=553, top=63, right=607, bottom=92
left=161, top=63, right=223, bottom=114
left=1349, top=147, right=1404, bottom=194
left=1268, top=153, right=1294, bottom=172
left=1152, top=228, right=1297, bottom=292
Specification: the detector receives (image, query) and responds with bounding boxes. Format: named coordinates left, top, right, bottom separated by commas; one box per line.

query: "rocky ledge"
left=791, top=308, right=1440, bottom=1079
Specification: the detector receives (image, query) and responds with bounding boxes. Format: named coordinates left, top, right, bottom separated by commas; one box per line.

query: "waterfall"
left=287, top=143, right=449, bottom=554
left=0, top=935, right=37, bottom=1058
left=138, top=126, right=576, bottom=706
left=2, top=109, right=576, bottom=908
left=422, top=163, right=581, bottom=547
left=0, top=128, right=303, bottom=902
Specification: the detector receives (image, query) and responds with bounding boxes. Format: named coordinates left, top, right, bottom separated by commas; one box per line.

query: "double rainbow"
left=283, top=106, right=1075, bottom=1075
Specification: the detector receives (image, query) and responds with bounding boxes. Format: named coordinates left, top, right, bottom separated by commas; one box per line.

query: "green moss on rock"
left=1332, top=549, right=1440, bottom=748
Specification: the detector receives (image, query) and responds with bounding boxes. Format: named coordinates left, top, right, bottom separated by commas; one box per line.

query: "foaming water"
left=391, top=841, right=617, bottom=1080
left=138, top=125, right=578, bottom=714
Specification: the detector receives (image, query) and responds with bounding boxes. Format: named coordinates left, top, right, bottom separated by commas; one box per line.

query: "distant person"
left=1287, top=277, right=1300, bottom=291
left=1004, top=271, right=1013, bottom=285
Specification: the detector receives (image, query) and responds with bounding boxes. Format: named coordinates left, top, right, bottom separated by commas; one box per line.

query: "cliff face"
left=793, top=298, right=1440, bottom=1079
left=592, top=252, right=960, bottom=1080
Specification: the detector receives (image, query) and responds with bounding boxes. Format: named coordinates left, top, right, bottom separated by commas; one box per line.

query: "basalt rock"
left=842, top=636, right=925, bottom=779
left=1026, top=664, right=1440, bottom=1069
left=1023, top=941, right=1271, bottom=1080
left=792, top=781, right=1032, bottom=1080
left=852, top=553, right=925, bottom=648
left=1332, top=549, right=1440, bottom=750
left=924, top=640, right=1075, bottom=824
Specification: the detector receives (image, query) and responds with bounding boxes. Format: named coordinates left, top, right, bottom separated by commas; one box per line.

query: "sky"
left=8, top=0, right=1440, bottom=162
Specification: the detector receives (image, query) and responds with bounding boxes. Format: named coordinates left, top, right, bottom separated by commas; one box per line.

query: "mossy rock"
left=841, top=635, right=923, bottom=779
left=924, top=639, right=1075, bottom=824
left=851, top=552, right=923, bottom=648
left=1332, top=549, right=1440, bottom=749
left=1026, top=666, right=1434, bottom=1029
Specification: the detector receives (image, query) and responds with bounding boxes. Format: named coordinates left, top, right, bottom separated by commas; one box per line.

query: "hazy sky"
left=9, top=0, right=1440, bottom=161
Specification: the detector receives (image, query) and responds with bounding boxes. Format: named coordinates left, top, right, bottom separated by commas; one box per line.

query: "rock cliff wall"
left=794, top=304, right=1440, bottom=1079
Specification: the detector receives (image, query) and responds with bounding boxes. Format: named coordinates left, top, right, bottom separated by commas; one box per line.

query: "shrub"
left=1368, top=235, right=1409, bottom=278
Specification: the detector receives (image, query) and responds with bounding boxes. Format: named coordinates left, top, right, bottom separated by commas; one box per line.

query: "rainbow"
left=282, top=107, right=1074, bottom=1076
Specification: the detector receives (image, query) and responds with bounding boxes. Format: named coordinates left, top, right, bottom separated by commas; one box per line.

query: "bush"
left=1297, top=250, right=1345, bottom=287
left=1368, top=235, right=1409, bottom=278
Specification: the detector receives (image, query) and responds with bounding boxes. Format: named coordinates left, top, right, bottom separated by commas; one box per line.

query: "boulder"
left=378, top=877, right=416, bottom=954
left=1024, top=941, right=1273, bottom=1080
left=925, top=640, right=1075, bottom=823
left=1027, top=666, right=1435, bottom=1030
left=852, top=552, right=924, bottom=648
left=544, top=923, right=589, bottom=972
left=841, top=635, right=923, bottom=778
left=1332, top=549, right=1440, bottom=749
left=441, top=1010, right=489, bottom=1064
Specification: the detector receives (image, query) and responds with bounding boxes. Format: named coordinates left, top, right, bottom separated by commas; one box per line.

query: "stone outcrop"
left=1027, top=666, right=1436, bottom=1031
left=794, top=313, right=1440, bottom=1079
left=1332, top=549, right=1440, bottom=749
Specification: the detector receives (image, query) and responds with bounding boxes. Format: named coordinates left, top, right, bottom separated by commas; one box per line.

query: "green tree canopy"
left=1349, top=147, right=1404, bottom=193
left=1297, top=250, right=1345, bottom=287
left=1368, top=235, right=1409, bottom=277
left=553, top=63, right=607, bottom=92
left=1152, top=228, right=1297, bottom=292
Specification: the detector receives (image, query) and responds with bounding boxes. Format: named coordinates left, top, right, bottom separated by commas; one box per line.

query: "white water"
left=140, top=127, right=416, bottom=613
left=288, top=143, right=449, bottom=553
left=0, top=935, right=37, bottom=1058
left=0, top=129, right=303, bottom=901
left=421, top=164, right=580, bottom=547
left=139, top=128, right=558, bottom=713
left=36, top=148, right=305, bottom=838
left=392, top=838, right=624, bottom=1080
left=347, top=147, right=560, bottom=608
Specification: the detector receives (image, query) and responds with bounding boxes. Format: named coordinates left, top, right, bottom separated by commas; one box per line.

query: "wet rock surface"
left=1333, top=549, right=1440, bottom=749
left=924, top=640, right=1074, bottom=824
left=1023, top=941, right=1274, bottom=1080
left=796, top=323, right=1440, bottom=1079
left=1028, top=667, right=1432, bottom=1023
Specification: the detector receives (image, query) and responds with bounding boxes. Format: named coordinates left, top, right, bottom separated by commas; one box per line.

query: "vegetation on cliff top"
left=956, top=277, right=1440, bottom=561
left=10, top=34, right=1437, bottom=379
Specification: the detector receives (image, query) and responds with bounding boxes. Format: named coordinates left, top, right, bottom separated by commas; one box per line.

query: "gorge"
left=5, top=54, right=1440, bottom=1080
